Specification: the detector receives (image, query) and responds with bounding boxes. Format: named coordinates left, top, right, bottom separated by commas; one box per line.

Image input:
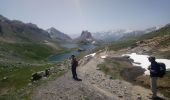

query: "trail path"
left=32, top=53, right=165, bottom=100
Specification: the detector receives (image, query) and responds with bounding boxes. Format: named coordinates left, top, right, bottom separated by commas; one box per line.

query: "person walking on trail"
left=148, top=56, right=159, bottom=99
left=71, top=55, right=82, bottom=81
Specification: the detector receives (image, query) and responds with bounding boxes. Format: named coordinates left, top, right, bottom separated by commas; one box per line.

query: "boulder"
left=31, top=71, right=45, bottom=82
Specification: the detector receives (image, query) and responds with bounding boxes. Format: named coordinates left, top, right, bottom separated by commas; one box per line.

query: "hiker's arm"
left=148, top=66, right=151, bottom=70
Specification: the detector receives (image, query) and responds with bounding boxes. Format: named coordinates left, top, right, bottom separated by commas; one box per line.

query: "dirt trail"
left=32, top=52, right=165, bottom=100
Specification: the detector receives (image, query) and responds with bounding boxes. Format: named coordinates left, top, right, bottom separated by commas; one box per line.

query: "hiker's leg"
left=74, top=68, right=77, bottom=79
left=150, top=77, right=157, bottom=97
left=72, top=67, right=77, bottom=79
left=71, top=67, right=76, bottom=78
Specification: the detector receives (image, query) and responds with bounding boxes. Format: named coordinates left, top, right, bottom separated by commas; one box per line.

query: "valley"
left=0, top=14, right=170, bottom=100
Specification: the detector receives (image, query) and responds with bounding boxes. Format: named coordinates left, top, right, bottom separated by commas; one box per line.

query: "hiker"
left=71, top=55, right=82, bottom=81
left=148, top=56, right=159, bottom=99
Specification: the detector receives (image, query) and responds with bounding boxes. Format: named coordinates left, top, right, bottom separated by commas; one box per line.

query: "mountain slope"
left=109, top=23, right=170, bottom=58
left=0, top=15, right=65, bottom=61
left=46, top=27, right=71, bottom=41
left=0, top=15, right=50, bottom=42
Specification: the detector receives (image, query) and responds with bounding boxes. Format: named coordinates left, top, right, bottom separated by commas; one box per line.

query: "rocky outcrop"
left=80, top=30, right=94, bottom=41
left=74, top=30, right=96, bottom=44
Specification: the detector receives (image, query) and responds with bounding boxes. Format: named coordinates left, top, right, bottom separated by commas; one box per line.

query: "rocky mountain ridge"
left=0, top=15, right=71, bottom=43
left=46, top=27, right=71, bottom=41
left=92, top=27, right=159, bottom=42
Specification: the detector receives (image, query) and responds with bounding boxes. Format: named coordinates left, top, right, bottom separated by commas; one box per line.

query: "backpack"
left=157, top=63, right=166, bottom=78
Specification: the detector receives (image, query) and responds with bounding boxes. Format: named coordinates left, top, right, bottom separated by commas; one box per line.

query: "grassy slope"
left=108, top=39, right=137, bottom=51
left=109, top=26, right=170, bottom=50
left=0, top=42, right=62, bottom=61
left=0, top=41, right=69, bottom=99
left=97, top=58, right=132, bottom=79
left=0, top=62, right=65, bottom=100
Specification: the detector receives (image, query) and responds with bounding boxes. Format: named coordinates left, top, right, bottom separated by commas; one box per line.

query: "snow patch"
left=85, top=53, right=96, bottom=58
left=122, top=53, right=170, bottom=75
left=101, top=55, right=108, bottom=59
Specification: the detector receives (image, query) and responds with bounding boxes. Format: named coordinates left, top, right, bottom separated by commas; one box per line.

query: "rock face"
left=46, top=27, right=71, bottom=41
left=75, top=30, right=96, bottom=43
left=80, top=30, right=93, bottom=41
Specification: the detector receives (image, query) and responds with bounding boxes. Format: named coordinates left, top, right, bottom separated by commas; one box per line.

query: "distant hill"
left=0, top=15, right=51, bottom=42
left=46, top=27, right=71, bottom=41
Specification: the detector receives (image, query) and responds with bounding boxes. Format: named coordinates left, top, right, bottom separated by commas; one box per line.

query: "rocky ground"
left=32, top=52, right=166, bottom=100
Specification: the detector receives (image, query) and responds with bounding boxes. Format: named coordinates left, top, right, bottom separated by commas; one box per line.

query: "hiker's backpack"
left=157, top=63, right=166, bottom=78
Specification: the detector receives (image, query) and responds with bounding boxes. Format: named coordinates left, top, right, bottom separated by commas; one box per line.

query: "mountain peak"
left=81, top=30, right=93, bottom=39
left=74, top=30, right=96, bottom=43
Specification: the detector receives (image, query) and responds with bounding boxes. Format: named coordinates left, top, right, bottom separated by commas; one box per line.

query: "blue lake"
left=61, top=43, right=77, bottom=49
left=48, top=43, right=96, bottom=61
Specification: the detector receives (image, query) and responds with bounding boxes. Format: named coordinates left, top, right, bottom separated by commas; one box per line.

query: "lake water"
left=122, top=53, right=170, bottom=75
left=49, top=43, right=96, bottom=61
left=61, top=43, right=77, bottom=49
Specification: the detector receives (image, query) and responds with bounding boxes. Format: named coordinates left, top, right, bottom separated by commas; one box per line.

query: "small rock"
left=137, top=93, right=140, bottom=95
left=112, top=90, right=116, bottom=93
left=96, top=68, right=101, bottom=70
left=2, top=76, right=8, bottom=80
left=109, top=76, right=113, bottom=79
left=137, top=96, right=142, bottom=100
left=28, top=83, right=32, bottom=86
left=118, top=95, right=123, bottom=98
left=124, top=91, right=128, bottom=94
left=91, top=82, right=95, bottom=84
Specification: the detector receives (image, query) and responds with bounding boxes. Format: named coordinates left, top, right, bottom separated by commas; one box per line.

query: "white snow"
left=85, top=53, right=96, bottom=58
left=101, top=55, right=107, bottom=59
left=122, top=53, right=170, bottom=75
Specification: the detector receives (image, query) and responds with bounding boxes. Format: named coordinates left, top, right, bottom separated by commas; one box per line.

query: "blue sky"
left=0, top=0, right=170, bottom=34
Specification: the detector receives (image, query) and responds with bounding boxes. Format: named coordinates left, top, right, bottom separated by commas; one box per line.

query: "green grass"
left=0, top=42, right=58, bottom=61
left=0, top=62, right=66, bottom=100
left=153, top=50, right=170, bottom=59
left=108, top=39, right=137, bottom=51
left=0, top=63, right=52, bottom=90
left=97, top=58, right=131, bottom=79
